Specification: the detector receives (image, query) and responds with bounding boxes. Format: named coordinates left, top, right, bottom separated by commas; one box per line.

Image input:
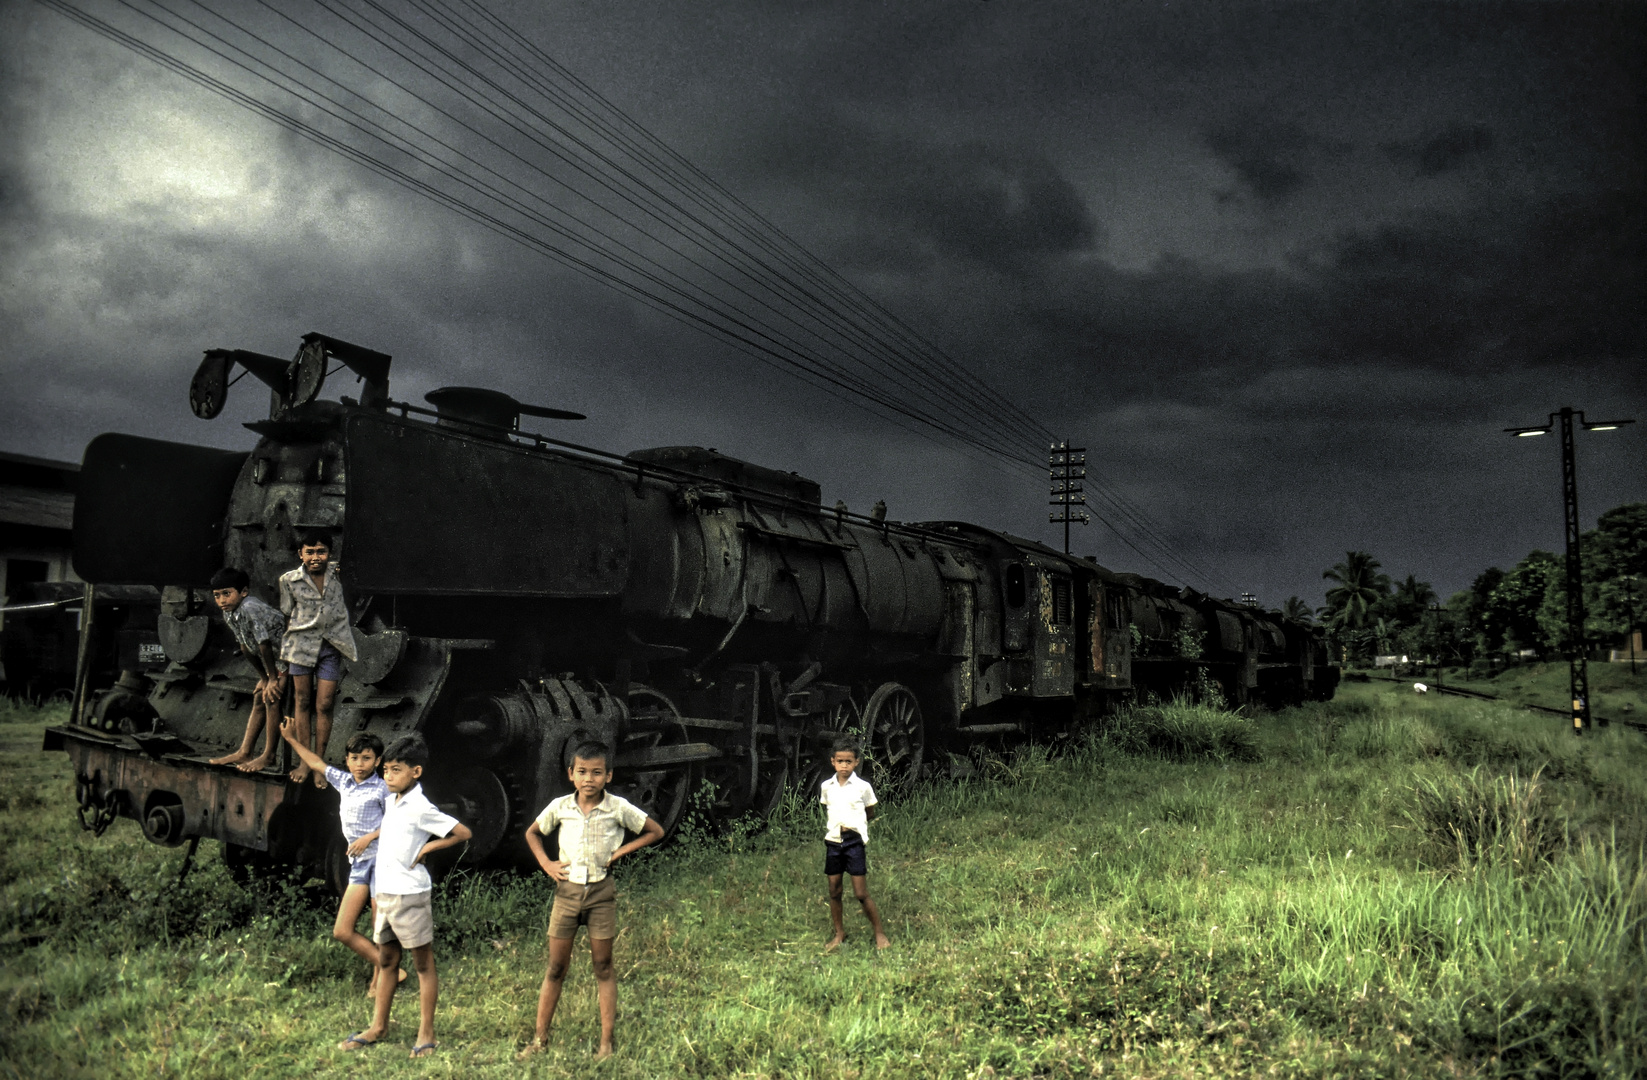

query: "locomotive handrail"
left=376, top=397, right=988, bottom=552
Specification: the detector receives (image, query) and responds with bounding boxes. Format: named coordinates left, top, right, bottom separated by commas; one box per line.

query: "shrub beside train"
left=46, top=334, right=1336, bottom=888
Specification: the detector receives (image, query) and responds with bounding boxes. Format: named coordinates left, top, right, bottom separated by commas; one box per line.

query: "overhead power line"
left=34, top=0, right=1239, bottom=596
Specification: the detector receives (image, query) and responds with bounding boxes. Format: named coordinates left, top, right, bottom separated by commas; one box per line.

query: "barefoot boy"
left=520, top=741, right=664, bottom=1060
left=339, top=733, right=471, bottom=1059
left=822, top=741, right=891, bottom=950
left=278, top=719, right=401, bottom=997
left=206, top=568, right=287, bottom=773
left=277, top=529, right=358, bottom=787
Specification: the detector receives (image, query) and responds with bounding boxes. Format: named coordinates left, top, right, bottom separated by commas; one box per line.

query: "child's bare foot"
left=289, top=763, right=310, bottom=785
left=875, top=933, right=892, bottom=949
left=517, top=1037, right=547, bottom=1060
left=209, top=750, right=249, bottom=766
left=825, top=934, right=845, bottom=952
left=595, top=1042, right=614, bottom=1060
left=236, top=753, right=274, bottom=773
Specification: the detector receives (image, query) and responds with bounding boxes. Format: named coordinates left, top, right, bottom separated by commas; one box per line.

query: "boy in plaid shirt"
left=280, top=720, right=402, bottom=997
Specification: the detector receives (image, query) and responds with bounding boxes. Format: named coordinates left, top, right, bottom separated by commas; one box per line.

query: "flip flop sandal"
left=340, top=1032, right=378, bottom=1051
left=410, top=1041, right=438, bottom=1058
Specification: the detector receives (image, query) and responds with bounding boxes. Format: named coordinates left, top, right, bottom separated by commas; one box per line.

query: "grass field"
left=2, top=678, right=1645, bottom=1078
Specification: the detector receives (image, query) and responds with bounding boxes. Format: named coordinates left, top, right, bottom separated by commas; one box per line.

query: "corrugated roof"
left=0, top=486, right=75, bottom=530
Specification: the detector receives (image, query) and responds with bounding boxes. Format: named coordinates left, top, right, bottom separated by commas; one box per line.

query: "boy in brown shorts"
left=520, top=741, right=664, bottom=1060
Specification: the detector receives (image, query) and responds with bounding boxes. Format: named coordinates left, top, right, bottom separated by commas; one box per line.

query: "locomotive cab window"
left=1005, top=563, right=1026, bottom=608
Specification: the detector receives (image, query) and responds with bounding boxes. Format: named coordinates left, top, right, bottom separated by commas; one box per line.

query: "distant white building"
left=1373, top=655, right=1410, bottom=668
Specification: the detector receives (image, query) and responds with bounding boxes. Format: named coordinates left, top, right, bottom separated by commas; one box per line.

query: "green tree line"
left=1287, top=503, right=1646, bottom=667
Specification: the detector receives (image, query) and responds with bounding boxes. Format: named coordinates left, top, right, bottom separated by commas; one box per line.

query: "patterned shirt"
left=277, top=565, right=358, bottom=667
left=820, top=772, right=878, bottom=844
left=324, top=765, right=387, bottom=863
left=222, top=594, right=286, bottom=670
left=533, top=792, right=649, bottom=884
left=374, top=782, right=461, bottom=896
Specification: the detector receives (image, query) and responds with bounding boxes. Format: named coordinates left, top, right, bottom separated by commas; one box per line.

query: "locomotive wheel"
left=612, top=685, right=696, bottom=838
left=804, top=696, right=862, bottom=794
left=427, top=765, right=511, bottom=865
left=861, top=682, right=925, bottom=792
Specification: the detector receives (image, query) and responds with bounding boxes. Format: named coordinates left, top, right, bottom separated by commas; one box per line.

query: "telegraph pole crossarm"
left=1049, top=441, right=1090, bottom=555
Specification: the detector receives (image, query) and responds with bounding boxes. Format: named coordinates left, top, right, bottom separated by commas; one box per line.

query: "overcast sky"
left=2, top=0, right=1642, bottom=609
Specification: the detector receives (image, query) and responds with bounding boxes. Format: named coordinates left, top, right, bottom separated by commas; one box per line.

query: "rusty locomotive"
left=47, top=333, right=1336, bottom=888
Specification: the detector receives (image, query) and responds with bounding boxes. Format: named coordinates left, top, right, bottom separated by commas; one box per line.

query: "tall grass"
left=3, top=680, right=1645, bottom=1078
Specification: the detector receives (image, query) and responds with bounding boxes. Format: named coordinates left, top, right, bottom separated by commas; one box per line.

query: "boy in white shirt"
left=337, top=733, right=471, bottom=1059
left=821, top=740, right=891, bottom=950
left=519, top=740, right=664, bottom=1060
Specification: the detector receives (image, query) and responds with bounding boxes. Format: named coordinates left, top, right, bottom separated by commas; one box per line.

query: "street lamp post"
left=1624, top=574, right=1640, bottom=678
left=1505, top=407, right=1635, bottom=736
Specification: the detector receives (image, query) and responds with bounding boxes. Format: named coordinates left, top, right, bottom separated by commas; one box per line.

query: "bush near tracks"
left=2, top=681, right=1644, bottom=1079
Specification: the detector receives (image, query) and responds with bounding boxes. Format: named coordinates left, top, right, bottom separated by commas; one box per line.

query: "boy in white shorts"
left=337, top=733, right=470, bottom=1059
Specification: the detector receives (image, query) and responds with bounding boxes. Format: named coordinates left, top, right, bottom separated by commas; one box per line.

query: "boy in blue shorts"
left=822, top=740, right=891, bottom=950
left=278, top=528, right=358, bottom=787
left=279, top=720, right=402, bottom=997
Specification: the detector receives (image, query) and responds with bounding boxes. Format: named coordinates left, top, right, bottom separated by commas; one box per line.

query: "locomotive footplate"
left=44, top=725, right=287, bottom=850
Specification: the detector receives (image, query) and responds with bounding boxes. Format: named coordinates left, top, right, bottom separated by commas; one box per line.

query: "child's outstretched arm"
left=415, top=822, right=472, bottom=864
left=278, top=716, right=327, bottom=773
left=524, top=821, right=570, bottom=881
left=607, top=816, right=665, bottom=866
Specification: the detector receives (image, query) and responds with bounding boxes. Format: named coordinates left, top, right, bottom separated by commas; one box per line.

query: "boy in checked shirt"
left=519, top=741, right=664, bottom=1060
left=279, top=721, right=404, bottom=998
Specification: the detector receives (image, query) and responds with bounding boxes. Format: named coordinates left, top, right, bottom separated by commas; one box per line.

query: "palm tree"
left=1282, top=596, right=1314, bottom=624
left=1322, top=551, right=1390, bottom=632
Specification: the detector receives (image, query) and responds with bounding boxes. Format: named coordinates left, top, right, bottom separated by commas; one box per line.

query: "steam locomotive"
left=47, top=333, right=1336, bottom=889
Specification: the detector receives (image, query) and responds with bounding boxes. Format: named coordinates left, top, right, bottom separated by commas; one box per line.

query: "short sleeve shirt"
left=533, top=793, right=649, bottom=884
left=821, top=772, right=878, bottom=844
left=373, top=783, right=460, bottom=896
left=277, top=566, right=358, bottom=667
left=324, top=766, right=387, bottom=863
left=223, top=595, right=286, bottom=666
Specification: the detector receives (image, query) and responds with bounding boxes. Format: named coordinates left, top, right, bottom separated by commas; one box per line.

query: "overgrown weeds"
left=1410, top=766, right=1564, bottom=875
left=1099, top=700, right=1261, bottom=763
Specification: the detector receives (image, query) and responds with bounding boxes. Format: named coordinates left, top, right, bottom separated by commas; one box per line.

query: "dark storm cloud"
left=1382, top=122, right=1495, bottom=177
left=754, top=113, right=1098, bottom=273
left=2, top=0, right=1643, bottom=609
left=1203, top=120, right=1350, bottom=206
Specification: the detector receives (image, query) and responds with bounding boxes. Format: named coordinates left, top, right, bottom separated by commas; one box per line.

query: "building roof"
left=0, top=486, right=75, bottom=530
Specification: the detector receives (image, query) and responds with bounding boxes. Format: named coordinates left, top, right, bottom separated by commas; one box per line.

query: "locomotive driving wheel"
left=611, top=685, right=696, bottom=838
left=861, top=682, right=924, bottom=793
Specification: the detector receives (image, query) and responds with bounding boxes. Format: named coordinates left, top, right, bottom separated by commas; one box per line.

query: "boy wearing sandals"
left=339, top=733, right=471, bottom=1059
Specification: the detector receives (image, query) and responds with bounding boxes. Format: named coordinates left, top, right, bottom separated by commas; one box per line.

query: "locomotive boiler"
left=47, top=333, right=1336, bottom=888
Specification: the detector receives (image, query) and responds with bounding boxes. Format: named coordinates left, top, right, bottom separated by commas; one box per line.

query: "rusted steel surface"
left=48, top=726, right=287, bottom=850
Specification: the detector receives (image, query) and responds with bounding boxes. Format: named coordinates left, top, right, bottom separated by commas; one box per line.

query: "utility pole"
left=1506, top=406, right=1635, bottom=735
left=1625, top=574, right=1639, bottom=677
left=1049, top=442, right=1089, bottom=555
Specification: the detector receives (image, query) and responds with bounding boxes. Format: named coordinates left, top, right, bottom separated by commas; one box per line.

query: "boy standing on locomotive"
left=278, top=528, right=358, bottom=786
left=822, top=740, right=891, bottom=950
left=520, top=741, right=665, bottom=1060
left=206, top=567, right=287, bottom=773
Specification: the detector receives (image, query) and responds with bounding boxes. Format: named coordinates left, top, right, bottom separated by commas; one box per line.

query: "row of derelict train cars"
left=47, top=334, right=1337, bottom=890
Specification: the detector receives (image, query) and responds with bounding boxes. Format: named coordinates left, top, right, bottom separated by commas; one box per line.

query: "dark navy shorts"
left=289, top=641, right=344, bottom=682
left=824, top=830, right=868, bottom=876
